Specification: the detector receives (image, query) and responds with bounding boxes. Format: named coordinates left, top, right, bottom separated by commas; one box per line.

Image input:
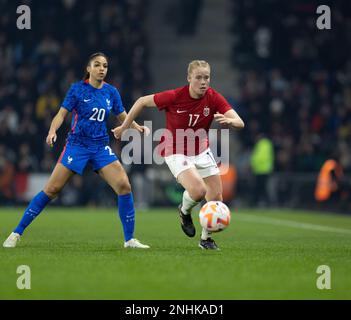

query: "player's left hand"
left=214, top=113, right=231, bottom=127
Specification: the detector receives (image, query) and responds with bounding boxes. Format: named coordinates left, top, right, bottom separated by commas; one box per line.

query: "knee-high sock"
left=118, top=193, right=135, bottom=242
left=14, top=191, right=51, bottom=235
left=181, top=190, right=199, bottom=215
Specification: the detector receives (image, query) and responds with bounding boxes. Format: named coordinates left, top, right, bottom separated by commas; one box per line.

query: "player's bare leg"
left=198, top=174, right=223, bottom=250
left=177, top=168, right=207, bottom=237
left=98, top=161, right=150, bottom=249
left=98, top=160, right=132, bottom=195
left=203, top=174, right=223, bottom=202
left=43, top=163, right=76, bottom=198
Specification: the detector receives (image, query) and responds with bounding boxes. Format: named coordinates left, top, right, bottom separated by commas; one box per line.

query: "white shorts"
left=164, top=148, right=220, bottom=179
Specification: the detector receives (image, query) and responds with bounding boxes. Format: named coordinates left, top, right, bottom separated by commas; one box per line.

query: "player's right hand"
left=46, top=131, right=57, bottom=147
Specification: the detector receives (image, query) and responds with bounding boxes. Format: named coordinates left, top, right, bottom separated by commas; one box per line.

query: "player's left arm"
left=214, top=109, right=245, bottom=130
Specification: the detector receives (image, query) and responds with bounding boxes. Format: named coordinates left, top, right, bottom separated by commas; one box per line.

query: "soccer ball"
left=199, top=201, right=231, bottom=232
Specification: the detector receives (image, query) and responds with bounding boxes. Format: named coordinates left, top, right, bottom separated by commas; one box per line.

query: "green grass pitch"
left=0, top=207, right=350, bottom=299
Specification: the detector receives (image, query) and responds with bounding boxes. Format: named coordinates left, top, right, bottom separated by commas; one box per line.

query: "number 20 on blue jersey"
left=89, top=108, right=106, bottom=122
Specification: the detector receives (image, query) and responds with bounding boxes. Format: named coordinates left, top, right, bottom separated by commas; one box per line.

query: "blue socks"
left=13, top=190, right=135, bottom=241
left=118, top=193, right=135, bottom=242
left=14, top=191, right=51, bottom=235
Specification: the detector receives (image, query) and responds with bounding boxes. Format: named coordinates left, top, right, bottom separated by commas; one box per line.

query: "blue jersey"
left=62, top=80, right=124, bottom=146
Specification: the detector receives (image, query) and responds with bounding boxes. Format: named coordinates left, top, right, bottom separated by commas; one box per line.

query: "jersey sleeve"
left=213, top=91, right=233, bottom=114
left=61, top=84, right=77, bottom=112
left=111, top=87, right=125, bottom=116
left=153, top=89, right=176, bottom=111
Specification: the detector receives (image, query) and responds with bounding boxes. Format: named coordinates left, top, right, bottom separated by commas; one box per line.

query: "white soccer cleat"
left=3, top=232, right=21, bottom=248
left=124, top=238, right=150, bottom=249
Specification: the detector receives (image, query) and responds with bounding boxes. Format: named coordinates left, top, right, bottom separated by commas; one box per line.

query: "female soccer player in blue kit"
left=3, top=52, right=150, bottom=249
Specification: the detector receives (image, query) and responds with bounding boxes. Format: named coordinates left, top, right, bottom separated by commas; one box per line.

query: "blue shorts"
left=59, top=142, right=119, bottom=175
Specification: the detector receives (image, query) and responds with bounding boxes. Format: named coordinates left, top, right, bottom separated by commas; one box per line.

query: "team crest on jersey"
left=106, top=99, right=112, bottom=110
left=203, top=106, right=210, bottom=116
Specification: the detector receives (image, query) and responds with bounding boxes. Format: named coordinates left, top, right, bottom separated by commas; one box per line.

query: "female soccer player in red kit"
left=112, top=60, right=244, bottom=250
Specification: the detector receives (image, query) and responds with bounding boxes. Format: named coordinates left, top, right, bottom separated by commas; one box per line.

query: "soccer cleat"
left=3, top=232, right=21, bottom=248
left=178, top=204, right=196, bottom=237
left=124, top=238, right=150, bottom=249
left=199, top=238, right=219, bottom=250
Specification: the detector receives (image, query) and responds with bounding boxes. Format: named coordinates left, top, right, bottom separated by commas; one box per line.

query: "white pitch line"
left=235, top=214, right=351, bottom=235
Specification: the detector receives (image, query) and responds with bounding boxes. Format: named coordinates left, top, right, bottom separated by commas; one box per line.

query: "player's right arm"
left=111, top=94, right=156, bottom=140
left=46, top=107, right=69, bottom=147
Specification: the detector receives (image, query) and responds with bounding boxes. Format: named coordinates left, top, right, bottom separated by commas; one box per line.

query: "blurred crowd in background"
left=232, top=0, right=351, bottom=173
left=230, top=0, right=351, bottom=210
left=0, top=0, right=350, bottom=209
left=0, top=0, right=150, bottom=204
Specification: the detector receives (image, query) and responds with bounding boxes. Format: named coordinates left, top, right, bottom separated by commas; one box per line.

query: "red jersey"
left=154, top=85, right=233, bottom=156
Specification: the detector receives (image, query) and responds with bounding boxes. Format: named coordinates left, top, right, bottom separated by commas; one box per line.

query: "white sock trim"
left=201, top=228, right=212, bottom=240
left=181, top=191, right=199, bottom=215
